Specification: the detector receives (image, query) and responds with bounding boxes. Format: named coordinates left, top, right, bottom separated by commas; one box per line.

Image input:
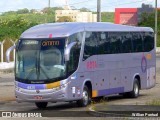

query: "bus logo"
left=141, top=56, right=147, bottom=73
left=36, top=90, right=40, bottom=94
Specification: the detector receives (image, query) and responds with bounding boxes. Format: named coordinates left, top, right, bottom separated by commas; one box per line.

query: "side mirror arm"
left=64, top=42, right=77, bottom=61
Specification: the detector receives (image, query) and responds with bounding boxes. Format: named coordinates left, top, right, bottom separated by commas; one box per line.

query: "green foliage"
left=93, top=12, right=114, bottom=22
left=57, top=16, right=73, bottom=22
left=42, top=7, right=63, bottom=15
left=0, top=6, right=65, bottom=41
left=79, top=7, right=91, bottom=12
left=101, top=12, right=114, bottom=23
left=0, top=10, right=114, bottom=41
left=0, top=16, right=38, bottom=40
left=138, top=11, right=160, bottom=47
left=0, top=13, right=55, bottom=41
left=16, top=8, right=29, bottom=14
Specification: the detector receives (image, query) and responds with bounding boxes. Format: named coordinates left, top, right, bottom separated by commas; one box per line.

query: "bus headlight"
left=52, top=81, right=71, bottom=92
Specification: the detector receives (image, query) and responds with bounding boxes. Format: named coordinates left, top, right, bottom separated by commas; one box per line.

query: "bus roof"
left=20, top=22, right=154, bottom=39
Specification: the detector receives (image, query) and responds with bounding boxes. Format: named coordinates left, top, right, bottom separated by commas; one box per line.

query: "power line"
left=89, top=0, right=146, bottom=10
left=68, top=0, right=94, bottom=6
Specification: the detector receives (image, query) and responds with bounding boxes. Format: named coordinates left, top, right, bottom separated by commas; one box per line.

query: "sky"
left=0, top=0, right=159, bottom=13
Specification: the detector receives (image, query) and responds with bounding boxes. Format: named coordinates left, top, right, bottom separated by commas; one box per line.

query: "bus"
left=7, top=22, right=156, bottom=109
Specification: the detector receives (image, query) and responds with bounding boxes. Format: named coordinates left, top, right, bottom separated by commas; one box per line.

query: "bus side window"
left=83, top=32, right=97, bottom=60
left=109, top=32, right=122, bottom=54
left=68, top=32, right=83, bottom=46
left=67, top=32, right=82, bottom=75
left=98, top=32, right=110, bottom=54
left=132, top=32, right=143, bottom=52
left=143, top=32, right=154, bottom=52
left=121, top=32, right=132, bottom=53
left=67, top=46, right=80, bottom=75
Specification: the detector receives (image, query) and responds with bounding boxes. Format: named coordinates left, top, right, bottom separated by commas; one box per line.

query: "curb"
left=0, top=97, right=16, bottom=102
left=0, top=69, right=14, bottom=74
left=0, top=82, right=14, bottom=86
left=88, top=106, right=130, bottom=118
left=88, top=105, right=160, bottom=119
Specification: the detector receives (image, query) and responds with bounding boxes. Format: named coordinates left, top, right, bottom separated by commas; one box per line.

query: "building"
left=55, top=5, right=97, bottom=22
left=115, top=8, right=138, bottom=26
left=114, top=3, right=155, bottom=26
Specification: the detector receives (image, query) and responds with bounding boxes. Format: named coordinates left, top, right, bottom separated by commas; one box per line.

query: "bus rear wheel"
left=77, top=86, right=91, bottom=107
left=128, top=78, right=140, bottom=98
left=35, top=102, right=48, bottom=109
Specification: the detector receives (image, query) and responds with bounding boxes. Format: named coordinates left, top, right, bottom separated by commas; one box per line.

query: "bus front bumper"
left=15, top=86, right=76, bottom=103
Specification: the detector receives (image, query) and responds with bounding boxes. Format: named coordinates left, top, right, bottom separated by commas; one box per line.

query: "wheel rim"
left=134, top=83, right=139, bottom=95
left=83, top=90, right=88, bottom=105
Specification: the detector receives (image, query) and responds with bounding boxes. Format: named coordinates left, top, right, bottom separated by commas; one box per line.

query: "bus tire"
left=77, top=86, right=91, bottom=107
left=128, top=78, right=140, bottom=98
left=35, top=102, right=48, bottom=109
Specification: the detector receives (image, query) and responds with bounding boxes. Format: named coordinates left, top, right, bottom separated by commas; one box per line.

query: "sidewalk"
left=0, top=73, right=15, bottom=102
left=89, top=104, right=160, bottom=117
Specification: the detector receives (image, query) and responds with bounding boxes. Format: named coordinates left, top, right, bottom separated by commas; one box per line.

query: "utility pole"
left=155, top=0, right=158, bottom=48
left=97, top=0, right=101, bottom=22
left=48, top=0, right=51, bottom=8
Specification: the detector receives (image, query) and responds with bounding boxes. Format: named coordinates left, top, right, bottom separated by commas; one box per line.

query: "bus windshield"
left=16, top=38, right=66, bottom=82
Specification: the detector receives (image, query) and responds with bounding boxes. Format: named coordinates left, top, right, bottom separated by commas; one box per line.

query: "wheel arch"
left=82, top=79, right=92, bottom=97
left=133, top=73, right=141, bottom=89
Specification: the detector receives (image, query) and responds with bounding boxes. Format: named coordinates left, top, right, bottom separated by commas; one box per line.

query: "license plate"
left=34, top=96, right=43, bottom=100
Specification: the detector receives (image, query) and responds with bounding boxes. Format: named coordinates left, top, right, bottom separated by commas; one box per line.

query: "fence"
left=0, top=39, right=16, bottom=63
left=157, top=47, right=160, bottom=53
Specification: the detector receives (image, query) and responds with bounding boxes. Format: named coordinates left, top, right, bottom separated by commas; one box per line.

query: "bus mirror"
left=6, top=45, right=16, bottom=63
left=65, top=42, right=77, bottom=61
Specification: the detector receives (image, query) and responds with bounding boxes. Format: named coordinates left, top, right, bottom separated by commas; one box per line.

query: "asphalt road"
left=0, top=56, right=160, bottom=119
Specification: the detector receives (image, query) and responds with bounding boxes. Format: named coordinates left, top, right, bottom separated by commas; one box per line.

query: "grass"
left=146, top=99, right=160, bottom=105
left=88, top=97, right=108, bottom=111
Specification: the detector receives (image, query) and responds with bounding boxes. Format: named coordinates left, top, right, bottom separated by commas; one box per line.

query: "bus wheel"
left=77, top=86, right=91, bottom=107
left=128, top=78, right=140, bottom=98
left=35, top=102, right=48, bottom=109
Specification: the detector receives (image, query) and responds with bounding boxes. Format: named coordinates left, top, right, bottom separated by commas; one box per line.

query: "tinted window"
left=109, top=32, right=122, bottom=54
left=121, top=32, right=132, bottom=53
left=132, top=32, right=143, bottom=52
left=98, top=32, right=110, bottom=54
left=67, top=32, right=82, bottom=74
left=83, top=32, right=98, bottom=60
left=143, top=32, right=154, bottom=52
left=67, top=46, right=80, bottom=75
left=68, top=32, right=83, bottom=44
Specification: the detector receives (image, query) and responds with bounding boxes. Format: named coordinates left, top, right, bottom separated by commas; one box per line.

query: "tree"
left=138, top=11, right=160, bottom=47
left=1, top=11, right=17, bottom=16
left=16, top=8, right=29, bottom=14
left=42, top=7, right=63, bottom=15
left=57, top=16, right=73, bottom=22
left=30, top=9, right=37, bottom=14
left=79, top=7, right=91, bottom=12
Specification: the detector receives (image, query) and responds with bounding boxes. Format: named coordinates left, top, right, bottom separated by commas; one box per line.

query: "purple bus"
left=7, top=23, right=156, bottom=108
